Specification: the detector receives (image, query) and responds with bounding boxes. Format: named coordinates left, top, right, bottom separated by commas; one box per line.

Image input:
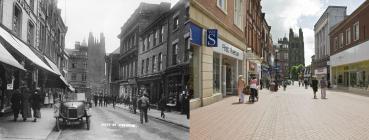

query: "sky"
left=261, top=0, right=366, bottom=65
left=57, top=0, right=179, bottom=54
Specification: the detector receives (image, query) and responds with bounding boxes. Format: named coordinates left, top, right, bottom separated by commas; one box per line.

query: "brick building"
left=330, top=1, right=369, bottom=93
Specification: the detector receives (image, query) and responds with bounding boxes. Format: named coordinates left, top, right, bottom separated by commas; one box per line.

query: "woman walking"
left=237, top=75, right=245, bottom=103
left=311, top=77, right=318, bottom=99
left=30, top=89, right=42, bottom=122
left=20, top=85, right=32, bottom=121
left=249, top=77, right=258, bottom=102
left=11, top=89, right=22, bottom=121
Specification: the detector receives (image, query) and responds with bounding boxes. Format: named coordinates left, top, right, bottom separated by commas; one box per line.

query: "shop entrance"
left=221, top=56, right=237, bottom=96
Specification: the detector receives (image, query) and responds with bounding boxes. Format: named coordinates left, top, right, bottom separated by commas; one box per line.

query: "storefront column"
left=219, top=54, right=222, bottom=96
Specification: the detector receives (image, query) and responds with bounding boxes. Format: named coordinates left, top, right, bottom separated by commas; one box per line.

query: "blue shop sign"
left=206, top=29, right=218, bottom=47
left=190, top=23, right=202, bottom=46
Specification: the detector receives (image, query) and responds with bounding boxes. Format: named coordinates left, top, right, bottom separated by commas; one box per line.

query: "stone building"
left=105, top=47, right=120, bottom=97
left=87, top=32, right=106, bottom=95
left=0, top=0, right=69, bottom=114
left=66, top=42, right=88, bottom=94
left=116, top=2, right=170, bottom=100
left=313, top=6, right=346, bottom=80
left=330, top=1, right=369, bottom=93
left=275, top=37, right=289, bottom=80
left=288, top=28, right=305, bottom=67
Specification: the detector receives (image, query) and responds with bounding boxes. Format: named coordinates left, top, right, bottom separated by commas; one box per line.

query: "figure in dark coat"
left=21, top=87, right=32, bottom=121
left=11, top=89, right=22, bottom=121
left=132, top=96, right=137, bottom=114
left=98, top=95, right=103, bottom=107
left=93, top=94, right=98, bottom=107
left=158, top=95, right=166, bottom=119
left=311, top=78, right=319, bottom=99
left=30, top=90, right=42, bottom=122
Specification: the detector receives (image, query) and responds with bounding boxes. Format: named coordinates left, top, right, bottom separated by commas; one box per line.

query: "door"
left=222, top=65, right=227, bottom=97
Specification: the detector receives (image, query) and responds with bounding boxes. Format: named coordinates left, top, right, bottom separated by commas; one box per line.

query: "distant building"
left=105, top=47, right=120, bottom=97
left=313, top=6, right=346, bottom=80
left=66, top=42, right=89, bottom=94
left=87, top=32, right=106, bottom=95
left=275, top=37, right=289, bottom=80
left=288, top=28, right=305, bottom=67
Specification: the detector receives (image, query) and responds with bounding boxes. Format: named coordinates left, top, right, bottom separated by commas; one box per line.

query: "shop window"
left=27, top=21, right=35, bottom=47
left=213, top=53, right=221, bottom=93
left=13, top=4, right=22, bottom=37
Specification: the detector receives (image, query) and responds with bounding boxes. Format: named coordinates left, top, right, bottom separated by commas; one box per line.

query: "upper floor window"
left=339, top=33, right=344, bottom=48
left=158, top=53, right=162, bottom=71
left=184, top=37, right=191, bottom=62
left=30, top=0, right=34, bottom=11
left=13, top=4, right=22, bottom=37
left=234, top=0, right=243, bottom=29
left=173, top=43, right=179, bottom=65
left=82, top=73, right=86, bottom=81
left=346, top=28, right=351, bottom=45
left=217, top=0, right=227, bottom=13
left=353, top=22, right=359, bottom=41
left=154, top=30, right=158, bottom=46
left=71, top=73, right=76, bottom=80
left=143, top=37, right=147, bottom=52
left=161, top=25, right=165, bottom=42
left=141, top=59, right=145, bottom=75
left=72, top=63, right=76, bottom=68
left=27, top=21, right=35, bottom=47
left=334, top=37, right=338, bottom=50
left=146, top=58, right=149, bottom=74
left=147, top=34, right=151, bottom=50
left=173, top=16, right=179, bottom=30
left=152, top=55, right=156, bottom=73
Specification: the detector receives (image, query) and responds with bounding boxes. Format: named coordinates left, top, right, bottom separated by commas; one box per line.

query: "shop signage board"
left=206, top=29, right=218, bottom=47
left=190, top=23, right=202, bottom=46
left=213, top=39, right=243, bottom=60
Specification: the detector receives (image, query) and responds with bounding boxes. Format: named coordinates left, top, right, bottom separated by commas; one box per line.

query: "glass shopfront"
left=332, top=60, right=369, bottom=90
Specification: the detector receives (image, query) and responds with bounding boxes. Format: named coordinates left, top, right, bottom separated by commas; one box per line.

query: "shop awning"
left=0, top=26, right=57, bottom=75
left=44, top=56, right=69, bottom=87
left=68, top=84, right=75, bottom=92
left=0, top=42, right=25, bottom=70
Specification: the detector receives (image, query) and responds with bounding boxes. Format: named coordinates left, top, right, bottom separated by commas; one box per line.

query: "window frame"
left=216, top=0, right=227, bottom=14
left=346, top=28, right=351, bottom=45
left=353, top=22, right=359, bottom=41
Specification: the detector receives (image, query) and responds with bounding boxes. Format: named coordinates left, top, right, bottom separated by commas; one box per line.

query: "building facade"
left=288, top=28, right=305, bottom=68
left=0, top=0, right=69, bottom=114
left=313, top=6, right=346, bottom=80
left=116, top=2, right=170, bottom=101
left=105, top=48, right=120, bottom=97
left=66, top=42, right=88, bottom=94
left=274, top=37, right=289, bottom=81
left=330, top=1, right=369, bottom=93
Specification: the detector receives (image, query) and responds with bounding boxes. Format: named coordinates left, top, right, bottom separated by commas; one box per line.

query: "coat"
left=30, top=93, right=42, bottom=109
left=237, top=79, right=245, bottom=94
left=11, top=90, right=22, bottom=110
left=311, top=79, right=318, bottom=92
left=21, top=88, right=32, bottom=118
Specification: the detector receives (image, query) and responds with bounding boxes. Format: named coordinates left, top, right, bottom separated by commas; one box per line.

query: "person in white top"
left=249, top=77, right=258, bottom=102
left=237, top=75, right=245, bottom=103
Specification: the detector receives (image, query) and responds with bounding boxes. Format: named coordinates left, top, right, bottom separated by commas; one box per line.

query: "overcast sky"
left=57, top=0, right=179, bottom=54
left=261, top=0, right=365, bottom=65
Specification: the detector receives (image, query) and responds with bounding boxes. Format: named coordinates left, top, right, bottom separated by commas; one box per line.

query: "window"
left=184, top=37, right=191, bottom=62
left=71, top=73, right=76, bottom=80
left=146, top=58, right=149, bottom=74
left=353, top=22, right=359, bottom=41
left=160, top=25, right=165, bottom=42
left=158, top=53, right=162, bottom=71
left=143, top=37, right=146, bottom=52
left=154, top=30, right=158, bottom=46
left=152, top=55, right=156, bottom=73
left=213, top=53, right=220, bottom=93
left=13, top=5, right=22, bottom=37
left=72, top=63, right=76, bottom=68
left=133, top=61, right=136, bottom=76
left=249, top=0, right=252, bottom=13
left=234, top=0, right=243, bottom=29
left=141, top=60, right=145, bottom=75
left=339, top=33, right=344, bottom=48
left=30, top=0, right=34, bottom=11
left=82, top=73, right=86, bottom=81
left=217, top=0, right=227, bottom=12
left=173, top=16, right=179, bottom=30
left=334, top=37, right=338, bottom=50
left=173, top=43, right=178, bottom=65
left=284, top=53, right=288, bottom=60
left=147, top=35, right=151, bottom=50
left=346, top=28, right=351, bottom=45
left=27, top=21, right=35, bottom=47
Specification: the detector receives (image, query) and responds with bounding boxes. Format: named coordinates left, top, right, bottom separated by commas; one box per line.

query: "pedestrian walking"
left=11, top=89, right=22, bottom=121
left=104, top=95, right=108, bottom=107
left=20, top=86, right=32, bottom=121
left=304, top=79, right=308, bottom=89
left=237, top=75, right=245, bottom=103
left=30, top=89, right=42, bottom=122
left=132, top=95, right=137, bottom=114
left=320, top=77, right=327, bottom=99
left=138, top=93, right=150, bottom=124
left=112, top=95, right=117, bottom=109
left=299, top=81, right=301, bottom=87
left=98, top=94, right=103, bottom=107
left=311, top=77, right=318, bottom=99
left=249, top=77, right=258, bottom=102
left=158, top=95, right=166, bottom=119
left=283, top=80, right=287, bottom=91
left=93, top=94, right=98, bottom=107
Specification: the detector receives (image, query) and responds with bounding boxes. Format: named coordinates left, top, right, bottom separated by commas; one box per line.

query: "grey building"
left=313, top=6, right=346, bottom=80
left=116, top=2, right=170, bottom=100
left=66, top=42, right=89, bottom=94
left=87, top=32, right=106, bottom=95
left=288, top=28, right=305, bottom=68
left=275, top=37, right=289, bottom=80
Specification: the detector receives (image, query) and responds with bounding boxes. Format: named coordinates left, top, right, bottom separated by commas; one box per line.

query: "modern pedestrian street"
left=57, top=106, right=188, bottom=140
left=190, top=83, right=369, bottom=140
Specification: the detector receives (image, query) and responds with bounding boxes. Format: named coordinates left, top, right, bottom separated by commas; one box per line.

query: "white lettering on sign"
left=213, top=39, right=243, bottom=60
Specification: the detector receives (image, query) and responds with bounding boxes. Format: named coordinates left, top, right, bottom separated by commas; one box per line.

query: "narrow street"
left=190, top=83, right=369, bottom=140
left=57, top=106, right=188, bottom=140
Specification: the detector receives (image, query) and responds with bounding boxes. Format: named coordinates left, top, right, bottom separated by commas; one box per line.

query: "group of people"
left=11, top=85, right=43, bottom=122
left=238, top=75, right=259, bottom=103
left=310, top=77, right=328, bottom=99
left=93, top=94, right=117, bottom=108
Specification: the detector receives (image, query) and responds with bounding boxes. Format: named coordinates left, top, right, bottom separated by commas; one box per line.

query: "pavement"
left=115, top=104, right=189, bottom=129
left=190, top=83, right=369, bottom=140
left=0, top=107, right=56, bottom=140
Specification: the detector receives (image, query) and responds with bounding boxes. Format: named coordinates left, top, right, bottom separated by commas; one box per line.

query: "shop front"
left=213, top=39, right=244, bottom=96
left=331, top=40, right=369, bottom=93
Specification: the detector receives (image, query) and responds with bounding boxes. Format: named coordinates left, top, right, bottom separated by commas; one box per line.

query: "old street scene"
left=0, top=0, right=189, bottom=140
left=189, top=0, right=369, bottom=140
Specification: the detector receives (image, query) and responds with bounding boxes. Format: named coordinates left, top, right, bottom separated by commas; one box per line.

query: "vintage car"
left=54, top=93, right=91, bottom=131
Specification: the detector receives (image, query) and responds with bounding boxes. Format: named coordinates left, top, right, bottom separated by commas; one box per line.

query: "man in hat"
left=138, top=93, right=150, bottom=124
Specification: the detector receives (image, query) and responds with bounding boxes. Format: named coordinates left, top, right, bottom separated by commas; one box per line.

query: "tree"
left=290, top=64, right=304, bottom=80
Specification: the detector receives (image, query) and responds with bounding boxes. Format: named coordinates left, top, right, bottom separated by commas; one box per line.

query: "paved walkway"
left=115, top=104, right=189, bottom=128
left=190, top=84, right=369, bottom=140
left=0, top=108, right=55, bottom=140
